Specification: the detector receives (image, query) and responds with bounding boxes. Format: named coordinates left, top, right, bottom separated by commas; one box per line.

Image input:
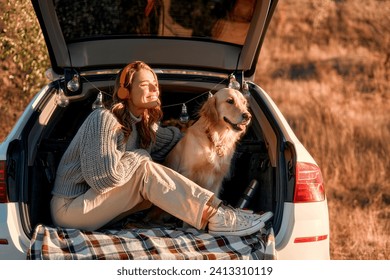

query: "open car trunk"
left=13, top=71, right=285, bottom=259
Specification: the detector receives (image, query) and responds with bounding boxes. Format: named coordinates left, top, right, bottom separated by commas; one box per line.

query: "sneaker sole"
left=258, top=211, right=273, bottom=223
left=208, top=219, right=265, bottom=236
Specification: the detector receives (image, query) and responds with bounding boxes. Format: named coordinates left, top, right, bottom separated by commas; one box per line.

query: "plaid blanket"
left=27, top=224, right=276, bottom=260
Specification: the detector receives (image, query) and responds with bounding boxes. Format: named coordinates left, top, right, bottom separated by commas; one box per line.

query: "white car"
left=0, top=0, right=329, bottom=260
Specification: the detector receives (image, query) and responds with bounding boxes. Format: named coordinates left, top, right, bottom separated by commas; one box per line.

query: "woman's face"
left=127, top=68, right=160, bottom=116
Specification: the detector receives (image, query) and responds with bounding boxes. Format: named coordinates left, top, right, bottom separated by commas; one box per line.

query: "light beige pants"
left=51, top=160, right=221, bottom=231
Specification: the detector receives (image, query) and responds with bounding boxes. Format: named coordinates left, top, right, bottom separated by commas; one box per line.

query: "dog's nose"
left=242, top=112, right=251, bottom=120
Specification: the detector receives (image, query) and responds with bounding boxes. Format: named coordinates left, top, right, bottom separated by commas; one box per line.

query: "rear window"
left=54, top=0, right=257, bottom=45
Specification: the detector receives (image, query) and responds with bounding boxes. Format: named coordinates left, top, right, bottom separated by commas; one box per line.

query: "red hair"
left=111, top=61, right=163, bottom=148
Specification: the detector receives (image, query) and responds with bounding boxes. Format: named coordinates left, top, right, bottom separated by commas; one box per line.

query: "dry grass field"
left=256, top=0, right=390, bottom=259
left=1, top=0, right=389, bottom=259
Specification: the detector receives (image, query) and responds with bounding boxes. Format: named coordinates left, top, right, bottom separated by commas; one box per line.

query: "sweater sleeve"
left=79, top=109, right=151, bottom=193
left=150, top=124, right=183, bottom=162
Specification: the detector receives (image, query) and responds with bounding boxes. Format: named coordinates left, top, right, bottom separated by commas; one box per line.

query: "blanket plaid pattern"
left=27, top=224, right=276, bottom=260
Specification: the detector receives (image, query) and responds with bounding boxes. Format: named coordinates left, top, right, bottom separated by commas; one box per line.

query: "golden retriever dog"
left=165, top=87, right=251, bottom=197
left=143, top=88, right=251, bottom=225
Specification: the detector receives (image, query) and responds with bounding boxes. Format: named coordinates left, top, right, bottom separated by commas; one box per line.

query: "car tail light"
left=0, top=161, right=9, bottom=203
left=293, top=162, right=325, bottom=203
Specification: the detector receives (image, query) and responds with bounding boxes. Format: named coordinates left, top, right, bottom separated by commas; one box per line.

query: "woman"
left=50, top=61, right=271, bottom=236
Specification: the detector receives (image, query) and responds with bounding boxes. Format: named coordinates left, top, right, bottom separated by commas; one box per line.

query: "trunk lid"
left=32, top=0, right=278, bottom=76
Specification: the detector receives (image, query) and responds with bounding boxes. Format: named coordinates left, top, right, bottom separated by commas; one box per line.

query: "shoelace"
left=224, top=205, right=260, bottom=220
left=222, top=208, right=238, bottom=232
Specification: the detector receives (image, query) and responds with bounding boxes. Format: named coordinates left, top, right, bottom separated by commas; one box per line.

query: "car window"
left=54, top=0, right=257, bottom=45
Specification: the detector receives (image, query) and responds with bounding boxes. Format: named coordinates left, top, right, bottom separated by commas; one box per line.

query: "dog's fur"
left=165, top=87, right=251, bottom=197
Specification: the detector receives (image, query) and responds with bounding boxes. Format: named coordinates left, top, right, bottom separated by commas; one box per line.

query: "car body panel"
left=0, top=203, right=30, bottom=259
left=276, top=201, right=330, bottom=259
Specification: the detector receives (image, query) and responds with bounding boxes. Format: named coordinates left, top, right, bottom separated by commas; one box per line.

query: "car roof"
left=32, top=0, right=277, bottom=76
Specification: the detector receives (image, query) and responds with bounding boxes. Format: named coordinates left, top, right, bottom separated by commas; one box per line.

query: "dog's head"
left=200, top=88, right=251, bottom=132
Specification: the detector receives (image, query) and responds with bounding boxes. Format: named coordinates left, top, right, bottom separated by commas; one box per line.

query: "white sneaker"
left=208, top=206, right=273, bottom=236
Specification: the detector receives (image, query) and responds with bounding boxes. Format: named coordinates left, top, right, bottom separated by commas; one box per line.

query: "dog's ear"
left=200, top=96, right=219, bottom=123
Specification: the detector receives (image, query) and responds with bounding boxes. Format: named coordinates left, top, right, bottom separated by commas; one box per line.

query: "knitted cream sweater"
left=52, top=108, right=182, bottom=198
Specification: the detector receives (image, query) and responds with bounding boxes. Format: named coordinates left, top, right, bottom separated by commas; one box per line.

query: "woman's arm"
left=150, top=124, right=183, bottom=162
left=79, top=109, right=151, bottom=193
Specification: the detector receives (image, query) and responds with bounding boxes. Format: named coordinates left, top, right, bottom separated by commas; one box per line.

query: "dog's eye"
left=226, top=98, right=235, bottom=104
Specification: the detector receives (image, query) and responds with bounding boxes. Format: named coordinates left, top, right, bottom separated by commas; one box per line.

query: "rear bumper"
left=275, top=200, right=330, bottom=259
left=0, top=203, right=30, bottom=260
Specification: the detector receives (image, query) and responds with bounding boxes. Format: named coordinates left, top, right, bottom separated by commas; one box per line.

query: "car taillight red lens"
left=0, top=161, right=9, bottom=203
left=294, top=234, right=328, bottom=243
left=293, top=162, right=325, bottom=203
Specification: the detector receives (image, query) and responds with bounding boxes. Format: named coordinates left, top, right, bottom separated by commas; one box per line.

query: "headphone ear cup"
left=117, top=66, right=130, bottom=99
left=117, top=86, right=129, bottom=99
